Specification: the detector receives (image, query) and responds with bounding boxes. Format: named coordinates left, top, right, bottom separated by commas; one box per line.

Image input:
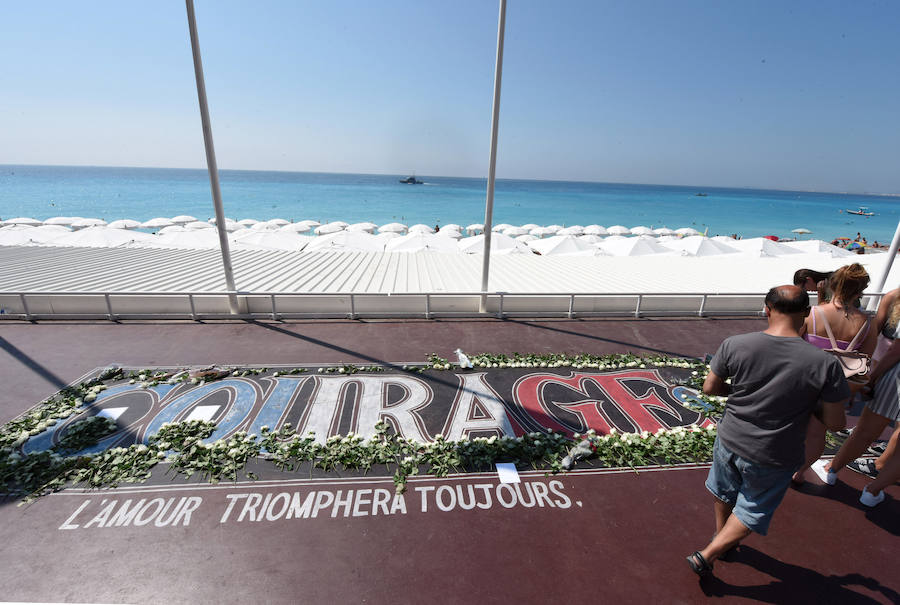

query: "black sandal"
left=686, top=551, right=713, bottom=577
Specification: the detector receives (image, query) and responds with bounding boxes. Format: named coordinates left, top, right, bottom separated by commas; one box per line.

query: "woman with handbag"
left=793, top=263, right=876, bottom=485
left=813, top=284, right=900, bottom=506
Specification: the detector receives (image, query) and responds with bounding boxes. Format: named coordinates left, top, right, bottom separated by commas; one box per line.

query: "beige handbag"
left=817, top=308, right=871, bottom=384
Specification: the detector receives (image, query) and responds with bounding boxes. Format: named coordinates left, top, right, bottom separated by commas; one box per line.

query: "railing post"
left=497, top=293, right=504, bottom=319
left=270, top=294, right=279, bottom=321
left=698, top=294, right=708, bottom=317
left=188, top=294, right=198, bottom=321
left=568, top=294, right=575, bottom=319
left=104, top=293, right=116, bottom=321
left=425, top=294, right=431, bottom=320
left=19, top=293, right=31, bottom=321
left=349, top=294, right=356, bottom=320
left=634, top=294, right=643, bottom=318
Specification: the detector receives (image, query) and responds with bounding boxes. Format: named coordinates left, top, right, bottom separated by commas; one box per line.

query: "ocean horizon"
left=2, top=164, right=898, bottom=243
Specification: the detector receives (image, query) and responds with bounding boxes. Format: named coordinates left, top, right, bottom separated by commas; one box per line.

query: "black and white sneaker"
left=847, top=458, right=879, bottom=479
left=867, top=441, right=887, bottom=457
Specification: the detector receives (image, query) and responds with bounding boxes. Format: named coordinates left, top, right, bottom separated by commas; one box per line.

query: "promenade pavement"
left=0, top=318, right=897, bottom=604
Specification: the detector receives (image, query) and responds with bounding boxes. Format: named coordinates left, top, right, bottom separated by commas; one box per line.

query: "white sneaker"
left=811, top=459, right=837, bottom=485
left=860, top=487, right=885, bottom=507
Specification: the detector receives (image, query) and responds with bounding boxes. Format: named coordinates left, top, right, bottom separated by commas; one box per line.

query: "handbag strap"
left=817, top=307, right=840, bottom=349
left=846, top=316, right=871, bottom=351
left=817, top=307, right=870, bottom=352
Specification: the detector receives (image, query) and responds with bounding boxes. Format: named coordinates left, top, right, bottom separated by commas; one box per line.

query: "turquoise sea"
left=1, top=165, right=898, bottom=243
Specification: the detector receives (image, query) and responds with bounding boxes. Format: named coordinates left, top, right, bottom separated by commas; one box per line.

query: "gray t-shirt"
left=711, top=331, right=849, bottom=468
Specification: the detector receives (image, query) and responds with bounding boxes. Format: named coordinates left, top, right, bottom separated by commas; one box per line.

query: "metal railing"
left=1, top=290, right=884, bottom=321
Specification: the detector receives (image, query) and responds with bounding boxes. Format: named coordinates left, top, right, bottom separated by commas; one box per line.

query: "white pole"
left=185, top=0, right=239, bottom=315
left=479, top=0, right=507, bottom=313
left=867, top=220, right=900, bottom=311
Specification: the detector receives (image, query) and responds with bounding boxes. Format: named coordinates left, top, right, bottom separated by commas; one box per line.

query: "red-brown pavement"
left=0, top=318, right=897, bottom=604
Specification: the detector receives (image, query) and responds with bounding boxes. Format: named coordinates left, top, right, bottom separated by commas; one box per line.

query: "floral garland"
left=0, top=354, right=723, bottom=502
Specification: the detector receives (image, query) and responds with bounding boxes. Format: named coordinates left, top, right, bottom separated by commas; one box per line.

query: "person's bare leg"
left=827, top=408, right=890, bottom=473
left=793, top=417, right=826, bottom=482
left=700, top=513, right=752, bottom=563
left=874, top=425, right=900, bottom=472
left=866, top=449, right=900, bottom=494
left=714, top=497, right=733, bottom=534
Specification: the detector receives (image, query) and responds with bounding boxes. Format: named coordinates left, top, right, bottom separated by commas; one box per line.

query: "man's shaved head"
left=765, top=285, right=809, bottom=315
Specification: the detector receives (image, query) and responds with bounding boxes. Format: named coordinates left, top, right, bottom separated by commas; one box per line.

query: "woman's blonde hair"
left=828, top=263, right=869, bottom=306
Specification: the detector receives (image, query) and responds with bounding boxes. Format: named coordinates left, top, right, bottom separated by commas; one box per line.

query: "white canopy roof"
left=727, top=237, right=804, bottom=257
left=600, top=236, right=674, bottom=257
left=51, top=226, right=154, bottom=248
left=660, top=235, right=740, bottom=257
left=781, top=240, right=856, bottom=258
left=232, top=230, right=311, bottom=251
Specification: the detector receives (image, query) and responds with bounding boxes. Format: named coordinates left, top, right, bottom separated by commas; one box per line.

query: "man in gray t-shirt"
left=686, top=285, right=848, bottom=577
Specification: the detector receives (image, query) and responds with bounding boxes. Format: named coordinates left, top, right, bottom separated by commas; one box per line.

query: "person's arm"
left=866, top=289, right=900, bottom=385
left=703, top=370, right=730, bottom=396
left=814, top=399, right=847, bottom=432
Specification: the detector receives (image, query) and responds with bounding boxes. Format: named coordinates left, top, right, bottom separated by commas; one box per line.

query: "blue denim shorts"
left=705, top=438, right=796, bottom=536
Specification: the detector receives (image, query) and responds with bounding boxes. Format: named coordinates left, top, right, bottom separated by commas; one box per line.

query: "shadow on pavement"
left=700, top=545, right=900, bottom=603
left=0, top=335, right=70, bottom=390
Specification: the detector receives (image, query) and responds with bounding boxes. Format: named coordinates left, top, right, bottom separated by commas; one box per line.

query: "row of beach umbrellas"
left=0, top=216, right=708, bottom=238
left=0, top=222, right=857, bottom=258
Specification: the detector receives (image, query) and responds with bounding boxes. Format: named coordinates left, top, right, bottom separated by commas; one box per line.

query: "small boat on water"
left=846, top=206, right=875, bottom=217
left=695, top=193, right=708, bottom=197
left=399, top=176, right=424, bottom=185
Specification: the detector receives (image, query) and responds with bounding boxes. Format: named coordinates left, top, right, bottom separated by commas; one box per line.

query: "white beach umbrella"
left=491, top=223, right=513, bottom=232
left=520, top=223, right=540, bottom=231
left=347, top=222, right=378, bottom=233
left=185, top=221, right=214, bottom=230
left=224, top=224, right=247, bottom=233
left=141, top=217, right=174, bottom=229
left=439, top=228, right=464, bottom=240
left=441, top=224, right=463, bottom=232
left=170, top=215, right=198, bottom=224
left=543, top=225, right=564, bottom=234
left=465, top=223, right=484, bottom=235
left=600, top=236, right=674, bottom=257
left=675, top=227, right=702, bottom=236
left=458, top=232, right=531, bottom=255
left=373, top=232, right=402, bottom=244
left=280, top=222, right=314, bottom=233
left=727, top=237, right=803, bottom=257
left=237, top=218, right=260, bottom=226
left=251, top=222, right=278, bottom=231
left=583, top=225, right=608, bottom=236
left=43, top=216, right=81, bottom=226
left=267, top=218, right=290, bottom=227
left=653, top=227, right=676, bottom=236
left=232, top=230, right=311, bottom=251
left=3, top=217, right=42, bottom=226
left=306, top=231, right=384, bottom=252
left=781, top=240, right=855, bottom=258
left=558, top=225, right=585, bottom=236
left=107, top=219, right=142, bottom=230
left=503, top=226, right=528, bottom=236
left=379, top=222, right=408, bottom=234
left=607, top=225, right=631, bottom=236
left=528, top=234, right=596, bottom=256
left=52, top=226, right=154, bottom=248
left=386, top=233, right=458, bottom=253
left=578, top=234, right=605, bottom=245
left=314, top=222, right=347, bottom=235
left=529, top=227, right=554, bottom=238
left=0, top=225, right=70, bottom=246
left=791, top=227, right=812, bottom=235
left=158, top=225, right=188, bottom=234
left=630, top=226, right=654, bottom=236
left=147, top=229, right=221, bottom=249
left=515, top=234, right=539, bottom=243
left=71, top=218, right=107, bottom=230
left=661, top=235, right=740, bottom=257
left=408, top=224, right=435, bottom=234
left=207, top=217, right=236, bottom=225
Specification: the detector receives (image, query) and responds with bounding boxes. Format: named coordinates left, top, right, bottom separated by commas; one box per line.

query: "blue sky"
left=1, top=0, right=898, bottom=192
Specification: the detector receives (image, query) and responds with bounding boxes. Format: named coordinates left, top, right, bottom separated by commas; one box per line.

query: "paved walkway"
left=0, top=318, right=897, bottom=604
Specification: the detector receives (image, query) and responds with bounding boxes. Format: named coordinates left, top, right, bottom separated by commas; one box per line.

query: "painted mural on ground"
left=0, top=353, right=722, bottom=501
